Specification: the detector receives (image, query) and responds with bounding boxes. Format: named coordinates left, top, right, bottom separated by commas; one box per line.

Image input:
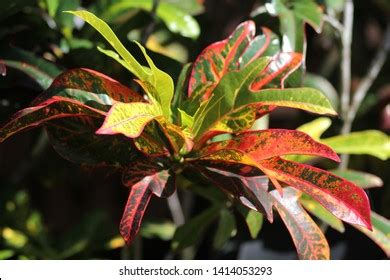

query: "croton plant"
left=0, top=11, right=373, bottom=260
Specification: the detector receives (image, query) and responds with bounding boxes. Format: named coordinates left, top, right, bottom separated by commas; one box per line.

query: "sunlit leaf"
left=96, top=102, right=162, bottom=138
left=270, top=187, right=330, bottom=260
left=261, top=157, right=372, bottom=230
left=322, top=130, right=390, bottom=160
left=296, top=117, right=332, bottom=140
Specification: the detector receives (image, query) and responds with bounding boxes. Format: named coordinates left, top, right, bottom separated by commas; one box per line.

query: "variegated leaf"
left=270, top=187, right=330, bottom=260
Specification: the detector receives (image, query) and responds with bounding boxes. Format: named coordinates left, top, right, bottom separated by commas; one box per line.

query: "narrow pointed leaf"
left=120, top=182, right=153, bottom=245
left=201, top=129, right=340, bottom=162
left=172, top=206, right=220, bottom=251
left=322, top=130, right=390, bottom=160
left=236, top=206, right=264, bottom=239
left=353, top=212, right=390, bottom=257
left=33, top=68, right=143, bottom=107
left=261, top=157, right=372, bottom=230
left=96, top=102, right=162, bottom=138
left=329, top=169, right=383, bottom=189
left=296, top=117, right=332, bottom=140
left=270, top=187, right=330, bottom=260
left=0, top=97, right=105, bottom=143
left=122, top=159, right=175, bottom=198
left=188, top=21, right=274, bottom=99
left=213, top=209, right=237, bottom=250
left=300, top=194, right=345, bottom=233
left=197, top=167, right=273, bottom=222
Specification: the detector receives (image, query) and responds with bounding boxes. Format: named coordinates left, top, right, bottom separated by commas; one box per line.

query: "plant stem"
left=140, top=0, right=160, bottom=45
left=167, top=191, right=185, bottom=226
left=340, top=0, right=353, bottom=123
left=339, top=22, right=390, bottom=169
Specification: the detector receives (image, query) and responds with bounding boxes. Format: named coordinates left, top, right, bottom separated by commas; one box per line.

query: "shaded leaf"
left=322, top=130, right=390, bottom=160
left=213, top=209, right=236, bottom=250
left=329, top=169, right=383, bottom=189
left=122, top=159, right=175, bottom=198
left=0, top=97, right=105, bottom=143
left=172, top=205, right=219, bottom=251
left=141, top=220, right=176, bottom=241
left=261, top=157, right=372, bottom=230
left=237, top=206, right=264, bottom=239
left=300, top=194, right=345, bottom=233
left=120, top=182, right=153, bottom=245
left=353, top=212, right=390, bottom=257
left=96, top=102, right=162, bottom=138
left=270, top=187, right=330, bottom=260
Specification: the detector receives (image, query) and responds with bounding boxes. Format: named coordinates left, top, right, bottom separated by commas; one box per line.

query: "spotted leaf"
left=270, top=187, right=330, bottom=260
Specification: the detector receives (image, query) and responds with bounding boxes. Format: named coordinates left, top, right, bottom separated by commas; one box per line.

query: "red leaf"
left=120, top=181, right=153, bottom=245
left=196, top=166, right=273, bottom=221
left=33, top=68, right=144, bottom=106
left=201, top=129, right=340, bottom=162
left=188, top=21, right=274, bottom=100
left=0, top=96, right=105, bottom=143
left=261, top=157, right=372, bottom=230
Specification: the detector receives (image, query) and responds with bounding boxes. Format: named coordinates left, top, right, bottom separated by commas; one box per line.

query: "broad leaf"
left=300, top=194, right=345, bottom=233
left=188, top=20, right=276, bottom=99
left=353, top=212, right=390, bottom=257
left=96, top=102, right=162, bottom=138
left=296, top=117, right=332, bottom=140
left=213, top=208, right=236, bottom=250
left=322, top=130, right=390, bottom=160
left=261, top=157, right=372, bottom=230
left=120, top=181, right=153, bottom=245
left=68, top=11, right=174, bottom=119
left=172, top=206, right=220, bottom=251
left=122, top=159, right=175, bottom=198
left=0, top=97, right=105, bottom=143
left=103, top=0, right=200, bottom=39
left=270, top=187, right=330, bottom=260
left=192, top=55, right=336, bottom=142
left=329, top=169, right=383, bottom=189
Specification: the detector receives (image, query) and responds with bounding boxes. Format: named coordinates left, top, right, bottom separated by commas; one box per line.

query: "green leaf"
left=353, top=212, right=390, bottom=257
left=296, top=117, right=332, bottom=140
left=2, top=227, right=28, bottom=248
left=322, top=130, right=390, bottom=160
left=213, top=209, right=236, bottom=250
left=0, top=47, right=62, bottom=89
left=329, top=169, right=383, bottom=189
left=68, top=10, right=174, bottom=119
left=172, top=206, right=220, bottom=251
left=237, top=206, right=264, bottom=239
left=178, top=108, right=194, bottom=128
left=300, top=195, right=345, bottom=233
left=271, top=187, right=330, bottom=260
left=104, top=0, right=200, bottom=39
left=192, top=56, right=336, bottom=141
left=0, top=249, right=14, bottom=260
left=303, top=73, right=339, bottom=109
left=46, top=0, right=60, bottom=17
left=96, top=102, right=162, bottom=138
left=141, top=220, right=176, bottom=241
